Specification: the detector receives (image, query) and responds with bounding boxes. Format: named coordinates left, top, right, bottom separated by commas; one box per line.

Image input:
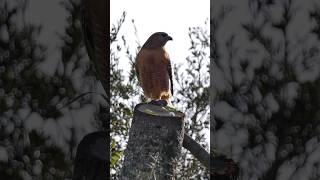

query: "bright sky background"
left=111, top=0, right=210, bottom=65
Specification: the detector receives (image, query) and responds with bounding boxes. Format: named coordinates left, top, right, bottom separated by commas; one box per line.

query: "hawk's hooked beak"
left=167, top=36, right=173, bottom=41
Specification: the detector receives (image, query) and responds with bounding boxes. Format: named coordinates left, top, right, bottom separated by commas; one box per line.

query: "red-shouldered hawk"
left=135, top=32, right=173, bottom=102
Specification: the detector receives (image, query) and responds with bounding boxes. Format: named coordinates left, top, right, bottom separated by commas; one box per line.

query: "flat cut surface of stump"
left=136, top=103, right=184, bottom=117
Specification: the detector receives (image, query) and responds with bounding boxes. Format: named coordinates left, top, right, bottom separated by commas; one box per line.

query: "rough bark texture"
left=72, top=131, right=108, bottom=180
left=120, top=103, right=185, bottom=180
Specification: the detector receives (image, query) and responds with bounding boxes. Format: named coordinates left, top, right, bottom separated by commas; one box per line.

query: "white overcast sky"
left=110, top=0, right=210, bottom=65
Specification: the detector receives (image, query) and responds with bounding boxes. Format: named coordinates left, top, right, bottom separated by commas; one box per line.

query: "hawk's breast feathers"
left=135, top=32, right=173, bottom=101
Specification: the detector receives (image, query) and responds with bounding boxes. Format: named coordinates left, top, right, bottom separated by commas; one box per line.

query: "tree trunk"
left=72, top=131, right=108, bottom=180
left=120, top=103, right=185, bottom=180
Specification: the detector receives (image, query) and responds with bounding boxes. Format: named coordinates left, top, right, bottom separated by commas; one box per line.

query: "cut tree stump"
left=120, top=102, right=185, bottom=180
left=72, top=131, right=107, bottom=180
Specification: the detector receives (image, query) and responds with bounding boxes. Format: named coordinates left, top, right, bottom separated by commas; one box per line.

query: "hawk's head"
left=142, top=32, right=173, bottom=49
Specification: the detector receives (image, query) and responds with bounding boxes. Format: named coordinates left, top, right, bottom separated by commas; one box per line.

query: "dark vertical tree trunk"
left=120, top=103, right=185, bottom=180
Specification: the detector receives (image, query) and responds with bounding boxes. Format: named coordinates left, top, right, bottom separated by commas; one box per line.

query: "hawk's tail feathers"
left=160, top=91, right=171, bottom=101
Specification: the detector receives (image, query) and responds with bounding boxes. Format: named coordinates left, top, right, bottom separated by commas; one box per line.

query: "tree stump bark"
left=72, top=131, right=108, bottom=180
left=120, top=103, right=185, bottom=180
